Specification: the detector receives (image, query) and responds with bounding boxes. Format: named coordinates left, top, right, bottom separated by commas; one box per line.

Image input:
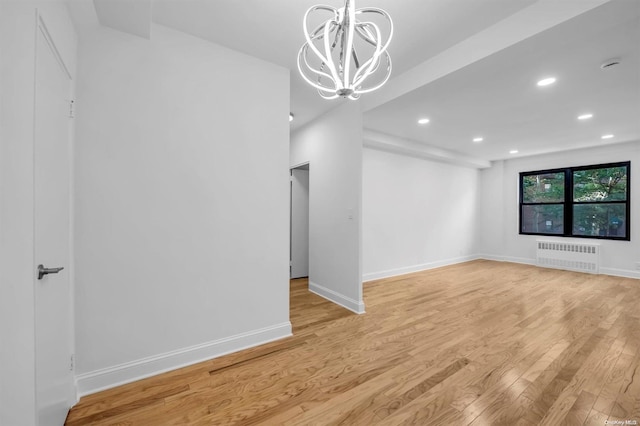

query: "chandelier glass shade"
left=297, top=0, right=393, bottom=100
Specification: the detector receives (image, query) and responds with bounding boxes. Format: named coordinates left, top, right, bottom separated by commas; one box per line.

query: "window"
left=519, top=162, right=630, bottom=240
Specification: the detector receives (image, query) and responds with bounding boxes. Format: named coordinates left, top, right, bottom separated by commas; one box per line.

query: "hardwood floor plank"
left=481, top=392, right=537, bottom=425
left=520, top=327, right=606, bottom=424
left=466, top=377, right=531, bottom=425
left=65, top=384, right=187, bottom=426
left=593, top=351, right=635, bottom=414
left=608, top=353, right=640, bottom=420
left=521, top=340, right=571, bottom=382
left=582, top=338, right=627, bottom=396
left=584, top=407, right=610, bottom=426
left=65, top=261, right=640, bottom=425
left=374, top=357, right=470, bottom=420
left=562, top=390, right=598, bottom=425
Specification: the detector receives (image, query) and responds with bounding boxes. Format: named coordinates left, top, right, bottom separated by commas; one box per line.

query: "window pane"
left=521, top=204, right=564, bottom=234
left=573, top=204, right=627, bottom=238
left=573, top=166, right=628, bottom=202
left=522, top=173, right=565, bottom=203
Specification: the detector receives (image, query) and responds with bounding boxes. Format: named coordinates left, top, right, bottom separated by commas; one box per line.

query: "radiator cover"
left=536, top=240, right=600, bottom=274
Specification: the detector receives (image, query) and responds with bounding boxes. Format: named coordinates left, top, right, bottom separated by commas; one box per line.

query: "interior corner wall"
left=479, top=141, right=640, bottom=278
left=74, top=24, right=291, bottom=395
left=0, top=2, right=77, bottom=423
left=362, top=148, right=481, bottom=281
left=290, top=102, right=364, bottom=313
left=478, top=159, right=506, bottom=260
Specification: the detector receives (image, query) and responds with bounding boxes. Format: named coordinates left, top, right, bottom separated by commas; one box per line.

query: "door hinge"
left=70, top=354, right=75, bottom=371
left=69, top=100, right=75, bottom=118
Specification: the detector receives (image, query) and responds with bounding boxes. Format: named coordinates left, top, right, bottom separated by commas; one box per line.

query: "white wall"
left=362, top=148, right=481, bottom=281
left=0, top=2, right=77, bottom=423
left=479, top=141, right=640, bottom=278
left=73, top=24, right=291, bottom=395
left=0, top=3, right=37, bottom=422
left=290, top=102, right=364, bottom=313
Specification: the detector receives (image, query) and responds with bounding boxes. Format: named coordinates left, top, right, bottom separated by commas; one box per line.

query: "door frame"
left=290, top=162, right=310, bottom=279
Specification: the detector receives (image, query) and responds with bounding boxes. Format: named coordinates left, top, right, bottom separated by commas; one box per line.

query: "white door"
left=34, top=15, right=74, bottom=425
left=290, top=168, right=309, bottom=278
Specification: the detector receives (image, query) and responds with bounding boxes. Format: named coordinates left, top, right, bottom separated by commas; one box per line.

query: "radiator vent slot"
left=536, top=240, right=600, bottom=274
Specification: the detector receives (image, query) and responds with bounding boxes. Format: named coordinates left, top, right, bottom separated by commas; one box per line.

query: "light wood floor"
left=66, top=260, right=640, bottom=425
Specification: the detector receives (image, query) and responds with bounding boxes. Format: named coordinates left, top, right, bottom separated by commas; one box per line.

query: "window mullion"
left=566, top=169, right=572, bottom=237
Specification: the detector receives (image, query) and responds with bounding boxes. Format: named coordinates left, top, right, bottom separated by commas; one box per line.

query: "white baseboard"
left=600, top=267, right=640, bottom=280
left=479, top=254, right=536, bottom=266
left=363, top=255, right=639, bottom=281
left=482, top=255, right=638, bottom=279
left=75, top=322, right=292, bottom=398
left=308, top=281, right=365, bottom=314
left=362, top=255, right=480, bottom=282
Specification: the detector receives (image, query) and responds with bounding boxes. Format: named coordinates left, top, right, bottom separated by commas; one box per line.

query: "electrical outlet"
left=636, top=262, right=640, bottom=271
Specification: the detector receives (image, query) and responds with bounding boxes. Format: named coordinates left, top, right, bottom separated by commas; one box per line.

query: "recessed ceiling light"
left=577, top=113, right=593, bottom=120
left=509, top=150, right=519, bottom=154
left=473, top=137, right=483, bottom=143
left=537, top=77, right=556, bottom=87
left=601, top=134, right=614, bottom=140
left=289, top=113, right=294, bottom=122
left=418, top=118, right=430, bottom=125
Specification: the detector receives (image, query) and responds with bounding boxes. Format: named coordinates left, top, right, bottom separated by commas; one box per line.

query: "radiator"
left=536, top=240, right=600, bottom=274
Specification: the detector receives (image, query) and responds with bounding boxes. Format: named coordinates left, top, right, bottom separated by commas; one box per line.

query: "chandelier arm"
left=355, top=53, right=381, bottom=84
left=315, top=65, right=329, bottom=89
left=353, top=54, right=384, bottom=90
left=317, top=59, right=339, bottom=90
left=319, top=90, right=340, bottom=100
left=352, top=26, right=382, bottom=79
left=351, top=46, right=360, bottom=69
left=303, top=7, right=338, bottom=74
left=351, top=19, right=391, bottom=87
left=364, top=56, right=382, bottom=83
left=331, top=24, right=342, bottom=51
left=355, top=21, right=385, bottom=56
left=309, top=21, right=330, bottom=40
left=305, top=6, right=339, bottom=40
left=351, top=23, right=381, bottom=70
left=300, top=44, right=336, bottom=84
left=350, top=21, right=383, bottom=86
left=297, top=46, right=339, bottom=93
left=354, top=25, right=378, bottom=47
left=322, top=19, right=343, bottom=88
left=355, top=7, right=393, bottom=52
left=299, top=66, right=338, bottom=94
left=336, top=25, right=345, bottom=73
left=307, top=5, right=339, bottom=22
left=354, top=52, right=392, bottom=94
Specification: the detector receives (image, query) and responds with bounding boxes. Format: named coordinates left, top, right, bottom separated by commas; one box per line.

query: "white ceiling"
left=151, top=0, right=538, bottom=130
left=364, top=0, right=640, bottom=161
left=72, top=0, right=640, bottom=164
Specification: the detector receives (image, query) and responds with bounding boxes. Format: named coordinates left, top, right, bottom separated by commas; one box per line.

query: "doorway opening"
left=290, top=163, right=310, bottom=280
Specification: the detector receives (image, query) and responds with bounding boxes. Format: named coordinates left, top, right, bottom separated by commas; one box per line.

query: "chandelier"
left=297, top=0, right=393, bottom=100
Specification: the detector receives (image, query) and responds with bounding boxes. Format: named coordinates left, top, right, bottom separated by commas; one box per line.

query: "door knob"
left=38, top=264, right=64, bottom=280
